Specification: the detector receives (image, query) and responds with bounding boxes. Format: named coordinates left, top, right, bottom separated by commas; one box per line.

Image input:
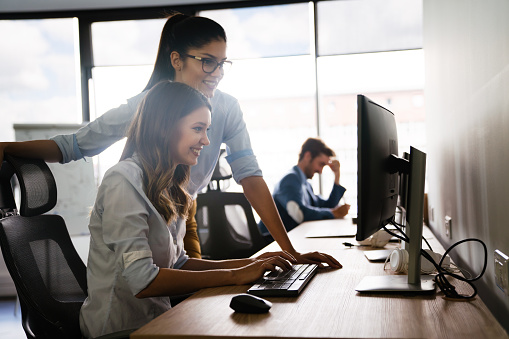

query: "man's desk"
left=131, top=219, right=508, bottom=339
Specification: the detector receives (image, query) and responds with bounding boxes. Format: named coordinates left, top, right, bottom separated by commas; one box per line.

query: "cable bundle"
left=383, top=219, right=487, bottom=300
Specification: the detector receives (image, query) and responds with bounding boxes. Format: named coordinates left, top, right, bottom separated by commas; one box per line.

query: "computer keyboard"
left=247, top=263, right=318, bottom=297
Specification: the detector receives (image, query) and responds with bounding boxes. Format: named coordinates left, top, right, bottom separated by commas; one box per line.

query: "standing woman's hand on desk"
left=294, top=252, right=342, bottom=269
left=256, top=250, right=297, bottom=262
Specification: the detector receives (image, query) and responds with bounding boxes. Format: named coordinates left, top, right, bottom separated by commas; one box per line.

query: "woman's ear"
left=170, top=51, right=182, bottom=72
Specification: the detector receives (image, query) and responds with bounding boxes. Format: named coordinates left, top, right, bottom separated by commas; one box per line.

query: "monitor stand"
left=355, top=147, right=435, bottom=293
left=355, top=275, right=435, bottom=292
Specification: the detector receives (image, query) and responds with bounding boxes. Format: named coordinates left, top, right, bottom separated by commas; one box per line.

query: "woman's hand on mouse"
left=233, top=255, right=292, bottom=286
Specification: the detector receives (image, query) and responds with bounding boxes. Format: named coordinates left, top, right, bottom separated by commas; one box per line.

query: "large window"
left=317, top=50, right=425, bottom=214
left=200, top=0, right=425, bottom=217
left=317, top=0, right=423, bottom=56
left=201, top=3, right=315, bottom=193
left=316, top=0, right=424, bottom=214
left=90, top=18, right=166, bottom=182
left=0, top=18, right=80, bottom=141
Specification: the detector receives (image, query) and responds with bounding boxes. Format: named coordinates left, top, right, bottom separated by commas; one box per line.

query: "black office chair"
left=196, top=151, right=268, bottom=260
left=0, top=155, right=88, bottom=339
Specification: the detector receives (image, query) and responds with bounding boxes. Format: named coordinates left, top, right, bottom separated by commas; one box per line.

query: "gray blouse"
left=79, top=158, right=188, bottom=338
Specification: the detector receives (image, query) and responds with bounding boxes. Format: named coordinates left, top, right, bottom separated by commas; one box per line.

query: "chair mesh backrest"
left=30, top=236, right=87, bottom=302
left=1, top=215, right=87, bottom=300
left=0, top=215, right=87, bottom=338
left=196, top=191, right=266, bottom=259
left=0, top=155, right=86, bottom=338
left=4, top=154, right=57, bottom=217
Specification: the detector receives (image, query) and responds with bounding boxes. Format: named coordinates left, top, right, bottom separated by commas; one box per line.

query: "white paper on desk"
left=304, top=219, right=357, bottom=238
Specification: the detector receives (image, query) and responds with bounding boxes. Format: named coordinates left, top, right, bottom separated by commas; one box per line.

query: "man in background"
left=259, top=138, right=350, bottom=241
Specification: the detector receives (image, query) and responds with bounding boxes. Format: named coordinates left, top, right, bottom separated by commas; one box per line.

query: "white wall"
left=424, top=0, right=509, bottom=331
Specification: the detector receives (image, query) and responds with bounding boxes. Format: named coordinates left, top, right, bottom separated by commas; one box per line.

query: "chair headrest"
left=211, top=149, right=232, bottom=181
left=0, top=155, right=57, bottom=217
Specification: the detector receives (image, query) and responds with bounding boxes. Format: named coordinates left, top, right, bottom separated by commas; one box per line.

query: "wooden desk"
left=131, top=219, right=508, bottom=339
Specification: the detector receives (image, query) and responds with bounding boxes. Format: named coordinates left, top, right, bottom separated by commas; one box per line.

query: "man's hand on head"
left=329, top=159, right=340, bottom=184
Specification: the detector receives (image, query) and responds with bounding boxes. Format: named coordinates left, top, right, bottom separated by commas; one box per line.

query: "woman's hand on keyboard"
left=233, top=255, right=293, bottom=286
left=293, top=251, right=342, bottom=269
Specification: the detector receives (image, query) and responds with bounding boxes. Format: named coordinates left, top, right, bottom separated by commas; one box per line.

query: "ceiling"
left=0, top=0, right=238, bottom=14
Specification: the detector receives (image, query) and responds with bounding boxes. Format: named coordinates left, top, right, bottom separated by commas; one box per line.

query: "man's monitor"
left=355, top=95, right=434, bottom=292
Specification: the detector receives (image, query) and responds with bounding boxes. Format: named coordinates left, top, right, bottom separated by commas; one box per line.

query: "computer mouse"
left=229, top=293, right=272, bottom=313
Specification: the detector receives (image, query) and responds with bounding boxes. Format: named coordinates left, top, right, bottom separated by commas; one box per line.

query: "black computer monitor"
left=356, top=95, right=400, bottom=241
left=355, top=95, right=434, bottom=292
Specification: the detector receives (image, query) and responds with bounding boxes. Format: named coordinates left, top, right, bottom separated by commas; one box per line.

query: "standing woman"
left=0, top=12, right=340, bottom=267
left=80, top=81, right=293, bottom=338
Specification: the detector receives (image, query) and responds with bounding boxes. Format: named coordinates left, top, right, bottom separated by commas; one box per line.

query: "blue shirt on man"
left=258, top=165, right=346, bottom=240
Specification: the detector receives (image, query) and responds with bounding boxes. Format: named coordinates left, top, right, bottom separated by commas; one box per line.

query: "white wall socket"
left=494, top=249, right=509, bottom=296
left=444, top=215, right=452, bottom=238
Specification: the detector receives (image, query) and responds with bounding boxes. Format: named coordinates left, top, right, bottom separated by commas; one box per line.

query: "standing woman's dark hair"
left=144, top=12, right=227, bottom=91
left=123, top=81, right=211, bottom=222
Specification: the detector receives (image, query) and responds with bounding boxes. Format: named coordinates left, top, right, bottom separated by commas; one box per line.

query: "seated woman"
left=79, top=81, right=294, bottom=339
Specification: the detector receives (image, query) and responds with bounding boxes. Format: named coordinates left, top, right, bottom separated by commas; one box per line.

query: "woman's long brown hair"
left=122, top=81, right=211, bottom=223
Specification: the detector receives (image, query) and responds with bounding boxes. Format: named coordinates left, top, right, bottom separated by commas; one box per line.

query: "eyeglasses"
left=184, top=54, right=233, bottom=74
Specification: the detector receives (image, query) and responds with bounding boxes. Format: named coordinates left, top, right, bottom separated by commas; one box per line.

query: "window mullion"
left=78, top=18, right=94, bottom=122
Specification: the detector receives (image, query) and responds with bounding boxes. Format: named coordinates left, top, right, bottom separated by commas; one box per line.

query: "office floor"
left=0, top=297, right=25, bottom=339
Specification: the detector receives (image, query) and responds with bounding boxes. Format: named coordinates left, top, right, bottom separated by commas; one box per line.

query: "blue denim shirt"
left=51, top=89, right=262, bottom=196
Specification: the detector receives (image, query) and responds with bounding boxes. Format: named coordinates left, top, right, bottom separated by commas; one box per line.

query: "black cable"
left=434, top=238, right=487, bottom=299
left=387, top=220, right=488, bottom=300
left=388, top=218, right=433, bottom=250
left=422, top=236, right=433, bottom=252
left=427, top=239, right=487, bottom=299
left=383, top=218, right=409, bottom=243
